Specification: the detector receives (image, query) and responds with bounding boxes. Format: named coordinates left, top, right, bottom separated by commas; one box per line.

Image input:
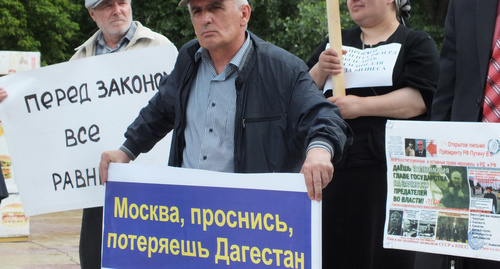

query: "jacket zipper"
left=242, top=115, right=282, bottom=128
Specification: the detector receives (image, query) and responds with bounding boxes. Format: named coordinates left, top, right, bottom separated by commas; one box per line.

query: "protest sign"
left=384, top=120, right=500, bottom=261
left=322, top=43, right=401, bottom=94
left=0, top=45, right=178, bottom=216
left=102, top=163, right=321, bottom=269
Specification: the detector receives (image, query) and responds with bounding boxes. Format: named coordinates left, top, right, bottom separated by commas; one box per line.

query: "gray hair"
left=90, top=0, right=133, bottom=10
left=188, top=0, right=249, bottom=12
left=235, top=0, right=249, bottom=8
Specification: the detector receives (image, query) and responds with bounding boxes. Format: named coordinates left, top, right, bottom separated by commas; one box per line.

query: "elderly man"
left=0, top=1, right=172, bottom=268
left=99, top=0, right=351, bottom=208
left=387, top=211, right=403, bottom=235
left=72, top=0, right=171, bottom=59
left=415, top=140, right=427, bottom=157
left=75, top=0, right=173, bottom=268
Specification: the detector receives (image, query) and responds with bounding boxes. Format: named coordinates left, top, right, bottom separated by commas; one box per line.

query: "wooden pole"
left=326, top=0, right=346, bottom=97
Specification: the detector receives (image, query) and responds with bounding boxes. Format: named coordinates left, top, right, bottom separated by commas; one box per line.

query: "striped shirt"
left=95, top=21, right=136, bottom=55
left=182, top=33, right=251, bottom=172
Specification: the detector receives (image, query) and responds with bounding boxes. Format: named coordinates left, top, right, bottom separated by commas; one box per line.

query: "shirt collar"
left=96, top=21, right=136, bottom=53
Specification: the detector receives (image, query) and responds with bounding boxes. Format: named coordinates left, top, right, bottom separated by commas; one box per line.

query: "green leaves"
left=0, top=0, right=81, bottom=65
left=0, top=0, right=446, bottom=66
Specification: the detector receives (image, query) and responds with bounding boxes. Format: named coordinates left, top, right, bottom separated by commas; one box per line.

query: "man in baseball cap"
left=73, top=1, right=174, bottom=268
left=99, top=3, right=351, bottom=267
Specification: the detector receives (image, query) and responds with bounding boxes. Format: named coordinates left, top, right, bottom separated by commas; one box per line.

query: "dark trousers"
left=322, top=164, right=415, bottom=269
left=79, top=206, right=103, bottom=269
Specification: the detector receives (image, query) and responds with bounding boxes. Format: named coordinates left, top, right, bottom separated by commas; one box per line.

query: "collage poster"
left=384, top=120, right=500, bottom=261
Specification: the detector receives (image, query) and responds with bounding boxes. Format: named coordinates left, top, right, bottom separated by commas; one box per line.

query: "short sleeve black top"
left=307, top=25, right=439, bottom=168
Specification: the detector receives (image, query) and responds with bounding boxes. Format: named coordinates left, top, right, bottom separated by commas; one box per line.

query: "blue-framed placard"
left=102, top=163, right=321, bottom=268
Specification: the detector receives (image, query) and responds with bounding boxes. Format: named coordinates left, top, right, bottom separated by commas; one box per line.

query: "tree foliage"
left=409, top=0, right=449, bottom=50
left=0, top=0, right=448, bottom=65
left=248, top=0, right=358, bottom=61
left=131, top=0, right=448, bottom=61
left=0, top=0, right=81, bottom=65
left=131, top=0, right=194, bottom=47
left=249, top=0, right=329, bottom=61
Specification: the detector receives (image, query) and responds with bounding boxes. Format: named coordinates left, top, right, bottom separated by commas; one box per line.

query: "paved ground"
left=0, top=209, right=81, bottom=269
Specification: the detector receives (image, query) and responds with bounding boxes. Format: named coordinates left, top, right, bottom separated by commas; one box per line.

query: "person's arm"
left=434, top=179, right=452, bottom=196
left=301, top=146, right=334, bottom=202
left=99, top=70, right=178, bottom=183
left=99, top=149, right=131, bottom=184
left=121, top=70, right=177, bottom=157
left=327, top=87, right=426, bottom=120
left=292, top=63, right=352, bottom=201
left=308, top=48, right=346, bottom=89
left=328, top=29, right=439, bottom=120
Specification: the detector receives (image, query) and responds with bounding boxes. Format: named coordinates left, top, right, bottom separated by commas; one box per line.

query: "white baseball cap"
left=85, top=0, right=103, bottom=8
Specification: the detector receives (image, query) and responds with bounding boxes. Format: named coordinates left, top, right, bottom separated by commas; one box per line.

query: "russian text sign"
left=0, top=45, right=178, bottom=216
left=385, top=120, right=500, bottom=261
left=102, top=163, right=321, bottom=268
left=322, top=43, right=401, bottom=93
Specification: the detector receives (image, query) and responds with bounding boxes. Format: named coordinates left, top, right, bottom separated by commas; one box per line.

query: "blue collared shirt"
left=182, top=33, right=251, bottom=172
left=95, top=21, right=136, bottom=55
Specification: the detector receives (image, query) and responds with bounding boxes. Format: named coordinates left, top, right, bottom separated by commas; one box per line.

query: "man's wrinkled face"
left=188, top=0, right=249, bottom=52
left=89, top=0, right=132, bottom=39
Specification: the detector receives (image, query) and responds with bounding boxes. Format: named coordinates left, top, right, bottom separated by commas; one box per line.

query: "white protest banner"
left=103, top=163, right=322, bottom=268
left=323, top=43, right=401, bottom=93
left=384, top=120, right=500, bottom=261
left=0, top=45, right=178, bottom=216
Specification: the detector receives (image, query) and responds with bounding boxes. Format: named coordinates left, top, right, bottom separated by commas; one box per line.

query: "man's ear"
left=88, top=8, right=97, bottom=22
left=240, top=4, right=251, bottom=27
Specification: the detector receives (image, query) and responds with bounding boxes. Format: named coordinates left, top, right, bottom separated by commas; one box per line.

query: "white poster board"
left=385, top=120, right=500, bottom=262
left=0, top=45, right=178, bottom=216
left=0, top=50, right=40, bottom=239
left=322, top=43, right=401, bottom=93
